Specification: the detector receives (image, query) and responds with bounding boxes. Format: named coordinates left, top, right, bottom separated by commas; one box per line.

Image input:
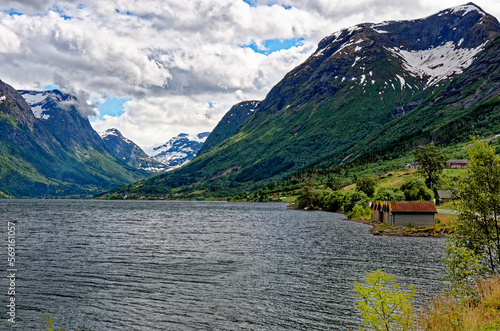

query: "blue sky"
left=92, top=97, right=130, bottom=120
left=245, top=38, right=305, bottom=55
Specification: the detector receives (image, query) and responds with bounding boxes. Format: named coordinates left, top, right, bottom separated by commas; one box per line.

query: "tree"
left=449, top=138, right=500, bottom=274
left=400, top=178, right=432, bottom=201
left=356, top=175, right=377, bottom=197
left=373, top=187, right=405, bottom=201
left=414, top=143, right=447, bottom=189
left=326, top=176, right=343, bottom=191
left=296, top=181, right=320, bottom=209
left=320, top=189, right=345, bottom=212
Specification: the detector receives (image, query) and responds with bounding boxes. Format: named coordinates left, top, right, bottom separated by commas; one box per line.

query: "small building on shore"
left=435, top=190, right=452, bottom=205
left=446, top=159, right=467, bottom=169
left=372, top=201, right=437, bottom=227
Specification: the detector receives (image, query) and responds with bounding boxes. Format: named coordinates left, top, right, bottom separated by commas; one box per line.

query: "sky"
left=0, top=0, right=499, bottom=148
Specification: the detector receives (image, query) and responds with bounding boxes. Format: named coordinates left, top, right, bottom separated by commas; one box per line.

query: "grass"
left=435, top=213, right=457, bottom=227
left=342, top=168, right=465, bottom=193
left=417, top=276, right=500, bottom=330
left=437, top=201, right=456, bottom=211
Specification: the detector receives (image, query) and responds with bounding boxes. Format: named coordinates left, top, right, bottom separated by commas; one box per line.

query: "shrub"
left=346, top=204, right=371, bottom=219
left=296, top=182, right=321, bottom=209
left=443, top=243, right=485, bottom=299
left=354, top=269, right=416, bottom=331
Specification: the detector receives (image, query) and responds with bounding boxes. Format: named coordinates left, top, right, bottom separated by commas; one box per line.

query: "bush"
left=296, top=182, right=321, bottom=209
left=346, top=204, right=371, bottom=219
left=354, top=269, right=416, bottom=331
left=443, top=243, right=485, bottom=298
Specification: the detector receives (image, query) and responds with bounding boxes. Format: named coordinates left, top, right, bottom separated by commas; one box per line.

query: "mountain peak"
left=445, top=3, right=486, bottom=17
left=146, top=132, right=211, bottom=170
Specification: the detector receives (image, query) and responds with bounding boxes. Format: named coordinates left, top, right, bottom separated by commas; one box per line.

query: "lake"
left=0, top=200, right=446, bottom=330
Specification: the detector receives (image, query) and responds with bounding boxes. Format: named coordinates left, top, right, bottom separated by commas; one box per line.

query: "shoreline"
left=346, top=217, right=451, bottom=238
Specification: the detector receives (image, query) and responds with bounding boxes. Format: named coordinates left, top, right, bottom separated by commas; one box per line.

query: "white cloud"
left=0, top=0, right=499, bottom=147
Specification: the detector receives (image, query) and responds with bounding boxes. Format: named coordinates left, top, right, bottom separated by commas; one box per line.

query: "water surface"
left=0, top=200, right=446, bottom=330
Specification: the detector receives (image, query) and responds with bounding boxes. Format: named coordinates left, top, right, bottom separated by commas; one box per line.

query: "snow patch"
left=395, top=74, right=405, bottom=90
left=360, top=74, right=366, bottom=84
left=30, top=105, right=44, bottom=119
left=352, top=56, right=361, bottom=67
left=387, top=41, right=487, bottom=86
left=449, top=4, right=485, bottom=16
left=21, top=92, right=47, bottom=105
left=0, top=96, right=5, bottom=104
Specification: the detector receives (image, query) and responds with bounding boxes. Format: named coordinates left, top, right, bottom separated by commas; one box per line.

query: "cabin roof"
left=436, top=190, right=452, bottom=199
left=389, top=201, right=437, bottom=213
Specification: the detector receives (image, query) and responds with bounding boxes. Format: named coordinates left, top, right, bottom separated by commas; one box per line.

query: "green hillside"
left=0, top=82, right=151, bottom=198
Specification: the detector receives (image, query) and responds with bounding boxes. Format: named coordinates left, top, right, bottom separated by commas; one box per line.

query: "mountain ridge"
left=100, top=128, right=169, bottom=172
left=0, top=86, right=151, bottom=198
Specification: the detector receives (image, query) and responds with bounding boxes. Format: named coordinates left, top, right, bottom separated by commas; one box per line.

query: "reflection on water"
left=0, top=200, right=445, bottom=330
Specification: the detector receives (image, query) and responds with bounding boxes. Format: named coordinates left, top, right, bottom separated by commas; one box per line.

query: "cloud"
left=0, top=0, right=499, bottom=147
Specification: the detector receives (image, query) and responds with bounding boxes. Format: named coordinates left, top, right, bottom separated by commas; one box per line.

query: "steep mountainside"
left=100, top=128, right=169, bottom=172
left=145, top=132, right=210, bottom=170
left=0, top=86, right=150, bottom=198
left=344, top=35, right=500, bottom=163
left=107, top=3, right=500, bottom=196
left=198, top=101, right=260, bottom=155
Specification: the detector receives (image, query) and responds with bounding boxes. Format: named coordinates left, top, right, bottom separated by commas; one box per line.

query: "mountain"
left=0, top=86, right=150, bottom=198
left=344, top=34, right=500, bottom=163
left=198, top=101, right=260, bottom=155
left=145, top=132, right=210, bottom=170
left=100, top=128, right=169, bottom=172
left=106, top=3, right=500, bottom=197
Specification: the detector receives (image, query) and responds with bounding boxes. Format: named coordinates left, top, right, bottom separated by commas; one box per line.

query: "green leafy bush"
left=354, top=269, right=416, bottom=331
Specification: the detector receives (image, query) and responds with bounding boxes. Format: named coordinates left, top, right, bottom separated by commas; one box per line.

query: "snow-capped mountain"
left=18, top=89, right=108, bottom=151
left=311, top=3, right=499, bottom=92
left=100, top=128, right=169, bottom=172
left=146, top=132, right=210, bottom=170
left=113, top=2, right=500, bottom=196
left=0, top=86, right=149, bottom=197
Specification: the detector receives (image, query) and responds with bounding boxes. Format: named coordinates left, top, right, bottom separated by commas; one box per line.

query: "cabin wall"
left=393, top=213, right=435, bottom=227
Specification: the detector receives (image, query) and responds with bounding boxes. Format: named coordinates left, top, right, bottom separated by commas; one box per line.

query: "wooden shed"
left=389, top=201, right=437, bottom=227
left=372, top=201, right=437, bottom=227
left=435, top=190, right=452, bottom=205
